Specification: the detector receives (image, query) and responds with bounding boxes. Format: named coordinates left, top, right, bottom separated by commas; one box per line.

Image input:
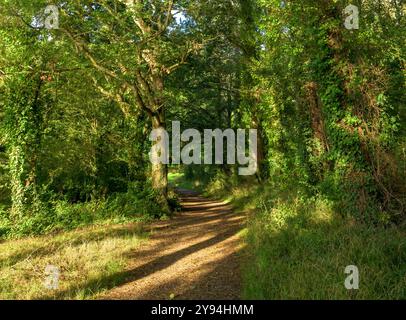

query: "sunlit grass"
left=0, top=223, right=147, bottom=299
left=192, top=174, right=406, bottom=300
left=168, top=171, right=204, bottom=191
left=243, top=213, right=406, bottom=299
left=234, top=188, right=406, bottom=300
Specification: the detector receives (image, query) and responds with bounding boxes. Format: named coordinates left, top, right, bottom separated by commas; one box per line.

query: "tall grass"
left=190, top=170, right=406, bottom=300
left=0, top=223, right=147, bottom=299
left=243, top=196, right=406, bottom=299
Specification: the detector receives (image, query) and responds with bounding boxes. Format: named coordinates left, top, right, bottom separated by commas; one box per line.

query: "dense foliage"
left=0, top=0, right=404, bottom=298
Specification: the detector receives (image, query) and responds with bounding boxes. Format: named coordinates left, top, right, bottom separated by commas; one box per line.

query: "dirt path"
left=100, top=189, right=245, bottom=300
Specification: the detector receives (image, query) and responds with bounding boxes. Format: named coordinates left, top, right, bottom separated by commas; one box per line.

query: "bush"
left=0, top=205, right=10, bottom=238
left=167, top=190, right=182, bottom=213
left=0, top=182, right=165, bottom=238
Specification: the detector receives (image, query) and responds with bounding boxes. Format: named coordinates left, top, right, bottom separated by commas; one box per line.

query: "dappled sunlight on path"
left=98, top=189, right=245, bottom=300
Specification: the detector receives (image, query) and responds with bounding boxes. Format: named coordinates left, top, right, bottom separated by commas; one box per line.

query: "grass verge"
left=177, top=171, right=406, bottom=299
left=243, top=201, right=406, bottom=299
left=0, top=223, right=147, bottom=299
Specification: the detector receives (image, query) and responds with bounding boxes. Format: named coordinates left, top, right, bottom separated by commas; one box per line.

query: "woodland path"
left=99, top=189, right=245, bottom=300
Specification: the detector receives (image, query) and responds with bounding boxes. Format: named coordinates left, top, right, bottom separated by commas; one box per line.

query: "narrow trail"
left=100, top=189, right=245, bottom=300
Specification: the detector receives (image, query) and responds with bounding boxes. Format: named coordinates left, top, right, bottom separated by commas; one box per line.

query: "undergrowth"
left=179, top=170, right=406, bottom=299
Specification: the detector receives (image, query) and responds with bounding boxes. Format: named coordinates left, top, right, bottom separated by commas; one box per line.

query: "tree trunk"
left=150, top=110, right=169, bottom=208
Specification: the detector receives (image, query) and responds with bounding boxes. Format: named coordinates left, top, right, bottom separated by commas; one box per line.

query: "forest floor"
left=0, top=188, right=245, bottom=299
left=98, top=189, right=245, bottom=300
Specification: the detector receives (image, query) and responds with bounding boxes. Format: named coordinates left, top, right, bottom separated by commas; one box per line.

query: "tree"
left=51, top=0, right=206, bottom=204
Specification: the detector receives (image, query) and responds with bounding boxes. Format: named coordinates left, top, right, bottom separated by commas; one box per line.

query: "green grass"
left=239, top=190, right=406, bottom=300
left=0, top=223, right=148, bottom=299
left=191, top=175, right=406, bottom=300
left=168, top=171, right=205, bottom=191
left=243, top=211, right=406, bottom=299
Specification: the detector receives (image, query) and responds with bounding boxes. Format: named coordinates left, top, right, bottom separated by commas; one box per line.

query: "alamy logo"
left=44, top=265, right=59, bottom=290
left=344, top=265, right=359, bottom=290
left=149, top=121, right=258, bottom=176
left=344, top=4, right=359, bottom=30
left=44, top=5, right=59, bottom=30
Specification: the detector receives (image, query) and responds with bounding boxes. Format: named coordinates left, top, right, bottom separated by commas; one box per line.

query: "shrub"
left=0, top=182, right=165, bottom=238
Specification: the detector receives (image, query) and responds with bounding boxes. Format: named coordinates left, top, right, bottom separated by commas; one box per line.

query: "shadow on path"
left=42, top=189, right=245, bottom=300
